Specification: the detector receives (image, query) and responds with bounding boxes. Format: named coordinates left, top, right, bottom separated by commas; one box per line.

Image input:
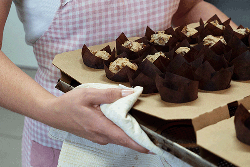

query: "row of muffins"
left=81, top=14, right=250, bottom=103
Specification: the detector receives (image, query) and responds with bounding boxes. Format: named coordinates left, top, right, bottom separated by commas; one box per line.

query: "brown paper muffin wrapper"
left=234, top=104, right=250, bottom=146
left=204, top=14, right=231, bottom=36
left=128, top=58, right=163, bottom=94
left=209, top=39, right=232, bottom=56
left=165, top=54, right=188, bottom=73
left=155, top=72, right=199, bottom=103
left=203, top=34, right=233, bottom=62
left=230, top=50, right=250, bottom=81
left=195, top=20, right=213, bottom=43
left=136, top=58, right=163, bottom=80
left=116, top=32, right=149, bottom=60
left=249, top=35, right=250, bottom=48
left=128, top=71, right=158, bottom=94
left=174, top=25, right=200, bottom=44
left=167, top=42, right=197, bottom=80
left=173, top=39, right=201, bottom=63
left=173, top=62, right=196, bottom=81
left=233, top=25, right=250, bottom=46
left=229, top=36, right=248, bottom=61
left=225, top=29, right=249, bottom=62
left=190, top=54, right=204, bottom=70
left=104, top=57, right=137, bottom=82
left=140, top=46, right=171, bottom=73
left=223, top=25, right=235, bottom=43
left=194, top=61, right=234, bottom=91
left=145, top=26, right=178, bottom=52
left=198, top=46, right=229, bottom=71
left=82, top=44, right=114, bottom=69
left=173, top=39, right=191, bottom=52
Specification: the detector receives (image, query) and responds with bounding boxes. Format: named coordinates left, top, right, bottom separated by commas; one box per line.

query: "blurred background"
left=1, top=0, right=250, bottom=166
left=206, top=0, right=250, bottom=27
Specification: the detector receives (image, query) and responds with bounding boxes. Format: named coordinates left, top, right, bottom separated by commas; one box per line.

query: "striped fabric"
left=21, top=0, right=180, bottom=166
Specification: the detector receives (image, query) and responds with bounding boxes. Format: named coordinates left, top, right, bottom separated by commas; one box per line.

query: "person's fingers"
left=101, top=121, right=149, bottom=154
left=83, top=88, right=134, bottom=105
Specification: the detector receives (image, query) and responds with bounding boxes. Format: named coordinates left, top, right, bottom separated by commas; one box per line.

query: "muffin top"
left=234, top=28, right=250, bottom=35
left=203, top=35, right=227, bottom=47
left=181, top=26, right=198, bottom=37
left=109, top=58, right=138, bottom=73
left=175, top=47, right=190, bottom=56
left=209, top=20, right=225, bottom=30
left=150, top=31, right=172, bottom=46
left=144, top=52, right=166, bottom=63
left=122, top=40, right=144, bottom=52
left=90, top=50, right=111, bottom=60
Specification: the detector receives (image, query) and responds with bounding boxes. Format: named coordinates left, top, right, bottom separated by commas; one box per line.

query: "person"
left=0, top=0, right=237, bottom=166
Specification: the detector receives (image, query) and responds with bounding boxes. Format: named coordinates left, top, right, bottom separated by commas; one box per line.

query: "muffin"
left=206, top=20, right=225, bottom=30
left=143, top=52, right=167, bottom=63
left=203, top=14, right=231, bottom=36
left=122, top=40, right=145, bottom=52
left=181, top=26, right=198, bottom=37
left=109, top=58, right=138, bottom=74
left=150, top=31, right=173, bottom=46
left=175, top=47, right=191, bottom=56
left=234, top=27, right=250, bottom=36
left=203, top=35, right=227, bottom=48
left=82, top=44, right=113, bottom=69
left=155, top=72, right=199, bottom=103
left=116, top=32, right=149, bottom=60
left=104, top=56, right=138, bottom=82
left=128, top=58, right=163, bottom=94
left=145, top=26, right=178, bottom=52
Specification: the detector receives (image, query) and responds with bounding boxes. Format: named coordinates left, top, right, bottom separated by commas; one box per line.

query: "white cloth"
left=49, top=83, right=191, bottom=167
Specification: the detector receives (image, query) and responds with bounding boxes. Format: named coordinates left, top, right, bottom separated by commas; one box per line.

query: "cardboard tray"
left=52, top=39, right=250, bottom=132
left=196, top=97, right=250, bottom=167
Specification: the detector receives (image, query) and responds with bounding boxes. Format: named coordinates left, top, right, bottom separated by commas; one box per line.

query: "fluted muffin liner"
left=234, top=104, right=250, bottom=146
left=197, top=46, right=229, bottom=71
left=116, top=32, right=149, bottom=60
left=139, top=45, right=171, bottom=73
left=203, top=14, right=231, bottom=36
left=128, top=58, right=163, bottom=94
left=174, top=25, right=200, bottom=44
left=233, top=25, right=250, bottom=46
left=173, top=39, right=201, bottom=63
left=155, top=72, right=199, bottom=103
left=230, top=50, right=250, bottom=81
left=104, top=53, right=137, bottom=82
left=82, top=44, right=114, bottom=69
left=145, top=26, right=178, bottom=52
left=227, top=33, right=249, bottom=62
left=194, top=61, right=234, bottom=91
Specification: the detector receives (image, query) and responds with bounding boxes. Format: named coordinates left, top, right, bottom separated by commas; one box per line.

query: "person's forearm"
left=0, top=50, right=55, bottom=120
left=172, top=1, right=238, bottom=29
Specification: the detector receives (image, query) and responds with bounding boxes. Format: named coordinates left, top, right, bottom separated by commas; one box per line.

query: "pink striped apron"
left=21, top=0, right=180, bottom=166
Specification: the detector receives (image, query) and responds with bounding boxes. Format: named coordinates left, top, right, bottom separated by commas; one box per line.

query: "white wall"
left=2, top=2, right=38, bottom=69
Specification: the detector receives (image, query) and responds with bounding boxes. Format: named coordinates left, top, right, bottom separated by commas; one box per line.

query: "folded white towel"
left=49, top=83, right=191, bottom=167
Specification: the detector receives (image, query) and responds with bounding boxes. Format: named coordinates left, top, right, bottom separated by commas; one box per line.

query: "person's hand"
left=42, top=87, right=149, bottom=154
